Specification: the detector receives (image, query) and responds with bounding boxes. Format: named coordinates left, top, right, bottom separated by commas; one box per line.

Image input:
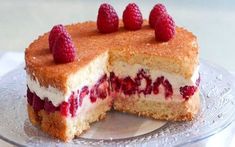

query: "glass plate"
left=0, top=59, right=235, bottom=147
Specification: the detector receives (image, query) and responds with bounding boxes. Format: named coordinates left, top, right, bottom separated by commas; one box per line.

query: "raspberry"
left=52, top=33, right=76, bottom=63
left=69, top=93, right=78, bottom=117
left=135, top=69, right=152, bottom=95
left=79, top=86, right=89, bottom=106
left=149, top=4, right=167, bottom=28
left=153, top=76, right=164, bottom=94
left=44, top=98, right=57, bottom=113
left=32, top=94, right=44, bottom=112
left=60, top=102, right=70, bottom=116
left=110, top=72, right=121, bottom=92
left=49, top=24, right=66, bottom=52
left=27, top=87, right=34, bottom=105
left=90, top=87, right=97, bottom=103
left=97, top=3, right=119, bottom=33
left=180, top=86, right=197, bottom=100
left=155, top=13, right=175, bottom=41
left=162, top=79, right=173, bottom=98
left=121, top=76, right=136, bottom=95
left=123, top=3, right=143, bottom=30
left=96, top=75, right=108, bottom=99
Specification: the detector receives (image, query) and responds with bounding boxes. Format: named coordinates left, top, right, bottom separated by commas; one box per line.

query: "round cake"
left=25, top=21, right=200, bottom=141
left=25, top=2, right=200, bottom=142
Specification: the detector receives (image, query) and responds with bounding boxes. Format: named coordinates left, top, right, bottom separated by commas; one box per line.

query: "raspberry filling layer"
left=110, top=69, right=199, bottom=100
left=27, top=70, right=200, bottom=117
left=27, top=74, right=109, bottom=117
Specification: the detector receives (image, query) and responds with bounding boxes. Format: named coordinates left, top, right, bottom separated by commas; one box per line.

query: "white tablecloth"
left=0, top=52, right=235, bottom=147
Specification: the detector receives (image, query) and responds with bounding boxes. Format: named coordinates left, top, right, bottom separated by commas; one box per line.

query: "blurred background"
left=0, top=0, right=235, bottom=71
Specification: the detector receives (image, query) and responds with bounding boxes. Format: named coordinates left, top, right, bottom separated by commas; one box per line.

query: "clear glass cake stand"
left=0, top=59, right=234, bottom=147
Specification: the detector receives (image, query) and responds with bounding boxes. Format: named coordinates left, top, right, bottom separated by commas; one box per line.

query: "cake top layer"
left=25, top=21, right=199, bottom=93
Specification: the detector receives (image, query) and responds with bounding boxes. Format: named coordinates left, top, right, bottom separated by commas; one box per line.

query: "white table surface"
left=0, top=0, right=235, bottom=146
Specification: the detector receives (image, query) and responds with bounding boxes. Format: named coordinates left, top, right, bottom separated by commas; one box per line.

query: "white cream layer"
left=27, top=53, right=199, bottom=106
left=27, top=52, right=109, bottom=107
left=110, top=61, right=199, bottom=102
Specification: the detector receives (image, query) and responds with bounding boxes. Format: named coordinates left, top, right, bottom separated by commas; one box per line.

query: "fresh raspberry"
left=60, top=102, right=70, bottom=116
left=149, top=4, right=167, bottom=28
left=27, top=87, right=34, bottom=105
left=110, top=72, right=121, bottom=92
left=69, top=93, right=78, bottom=117
left=155, top=13, right=175, bottom=41
left=97, top=3, right=119, bottom=33
left=52, top=33, right=76, bottom=63
left=32, top=94, right=44, bottom=112
left=90, top=87, right=97, bottom=103
left=123, top=3, right=143, bottom=30
left=44, top=98, right=57, bottom=113
left=79, top=86, right=89, bottom=106
left=49, top=24, right=66, bottom=52
left=180, top=86, right=197, bottom=100
left=121, top=76, right=136, bottom=95
left=135, top=69, right=152, bottom=95
left=153, top=76, right=164, bottom=94
left=96, top=74, right=109, bottom=99
left=162, top=79, right=173, bottom=98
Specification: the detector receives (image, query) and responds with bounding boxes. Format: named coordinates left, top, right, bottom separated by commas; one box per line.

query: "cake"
left=25, top=3, right=200, bottom=142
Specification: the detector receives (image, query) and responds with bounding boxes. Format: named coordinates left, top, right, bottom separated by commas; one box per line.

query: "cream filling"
left=110, top=61, right=199, bottom=102
left=27, top=52, right=109, bottom=107
left=27, top=54, right=199, bottom=106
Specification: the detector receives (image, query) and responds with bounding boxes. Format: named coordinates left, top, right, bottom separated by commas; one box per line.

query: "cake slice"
left=25, top=22, right=114, bottom=141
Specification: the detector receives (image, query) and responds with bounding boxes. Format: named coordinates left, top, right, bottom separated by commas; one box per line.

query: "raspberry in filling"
left=180, top=75, right=200, bottom=100
left=69, top=92, right=79, bottom=117
left=44, top=98, right=57, bottom=113
left=180, top=86, right=197, bottom=100
left=121, top=76, right=136, bottom=95
left=162, top=79, right=173, bottom=98
left=60, top=102, right=70, bottom=117
left=110, top=72, right=121, bottom=92
left=32, top=93, right=44, bottom=112
left=26, top=87, right=34, bottom=105
left=135, top=69, right=152, bottom=95
left=153, top=76, right=164, bottom=95
left=89, top=88, right=97, bottom=103
left=90, top=74, right=109, bottom=103
left=27, top=71, right=198, bottom=118
left=96, top=74, right=109, bottom=99
left=153, top=76, right=173, bottom=98
left=79, top=86, right=89, bottom=106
